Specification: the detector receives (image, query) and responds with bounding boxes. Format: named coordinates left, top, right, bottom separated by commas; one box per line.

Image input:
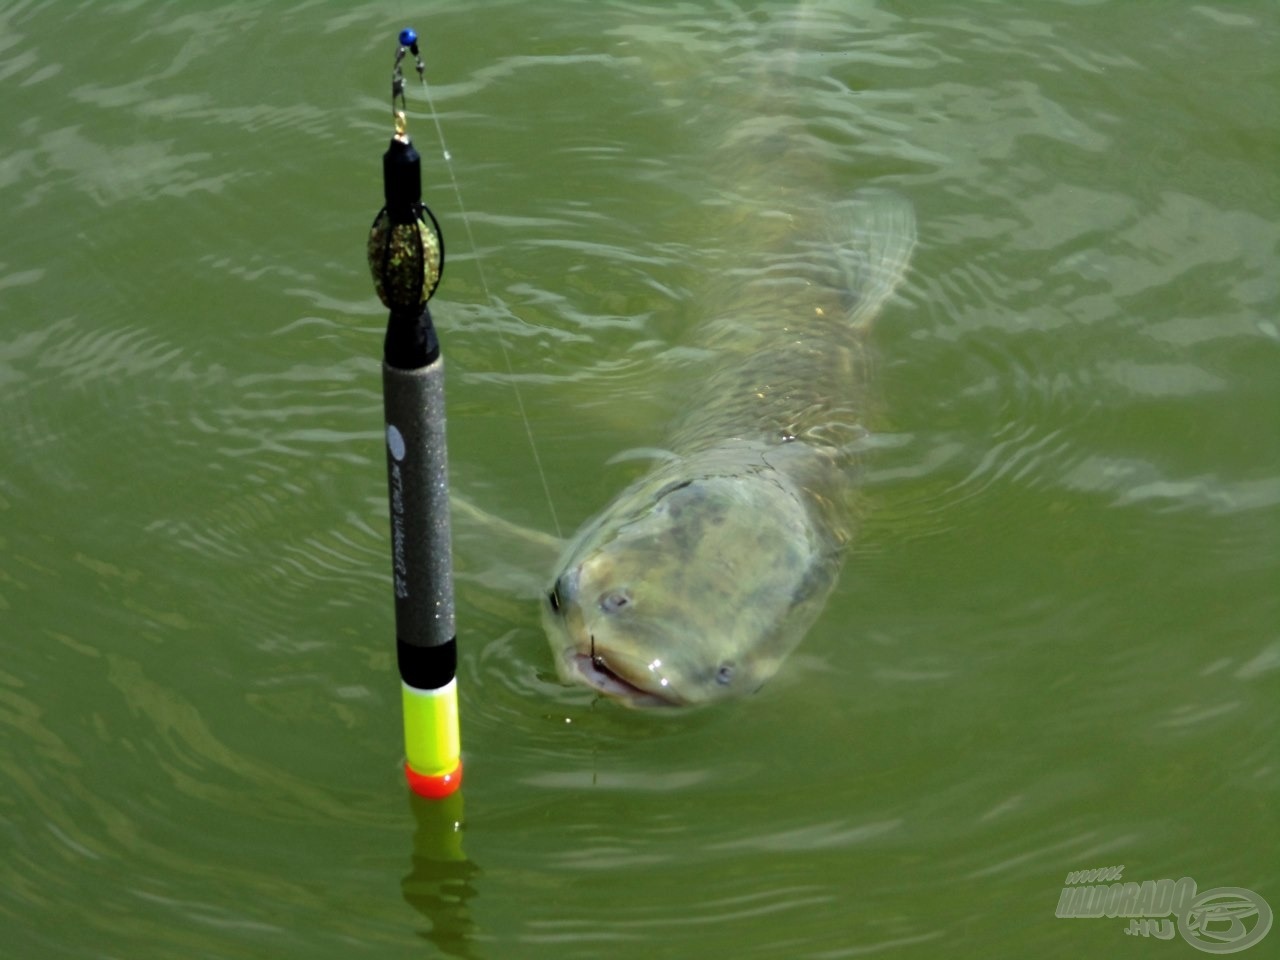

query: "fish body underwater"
left=543, top=56, right=916, bottom=707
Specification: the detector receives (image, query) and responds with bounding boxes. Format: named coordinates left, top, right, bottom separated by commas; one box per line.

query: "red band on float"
left=404, top=759, right=462, bottom=799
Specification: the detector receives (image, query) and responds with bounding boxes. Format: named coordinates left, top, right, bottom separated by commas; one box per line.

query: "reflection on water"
left=402, top=792, right=480, bottom=958
left=1, top=1, right=1276, bottom=958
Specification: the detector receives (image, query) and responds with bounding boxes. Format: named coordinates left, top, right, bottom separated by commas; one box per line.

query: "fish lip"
left=564, top=652, right=683, bottom=708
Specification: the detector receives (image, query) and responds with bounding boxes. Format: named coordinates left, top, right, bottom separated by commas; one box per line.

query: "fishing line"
left=395, top=31, right=564, bottom=540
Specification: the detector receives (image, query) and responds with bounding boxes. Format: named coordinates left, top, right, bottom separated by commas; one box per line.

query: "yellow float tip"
left=402, top=678, right=462, bottom=799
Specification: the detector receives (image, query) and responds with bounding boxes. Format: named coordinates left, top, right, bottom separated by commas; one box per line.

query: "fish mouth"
left=564, top=651, right=682, bottom=708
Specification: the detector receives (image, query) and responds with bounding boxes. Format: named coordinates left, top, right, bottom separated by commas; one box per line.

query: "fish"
left=543, top=189, right=916, bottom=707
left=542, top=92, right=916, bottom=707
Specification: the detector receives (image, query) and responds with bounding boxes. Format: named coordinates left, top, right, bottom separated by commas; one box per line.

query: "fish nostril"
left=599, top=590, right=632, bottom=614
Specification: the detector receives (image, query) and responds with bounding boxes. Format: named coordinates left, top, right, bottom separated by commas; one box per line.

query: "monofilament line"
left=416, top=74, right=564, bottom=541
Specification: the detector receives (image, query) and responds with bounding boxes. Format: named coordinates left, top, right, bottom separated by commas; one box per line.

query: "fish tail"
left=827, top=190, right=917, bottom=331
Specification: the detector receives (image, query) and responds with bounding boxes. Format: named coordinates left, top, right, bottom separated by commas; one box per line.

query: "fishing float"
left=368, top=28, right=461, bottom=800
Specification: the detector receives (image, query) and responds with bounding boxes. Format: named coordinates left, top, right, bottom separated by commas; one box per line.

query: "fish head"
left=544, top=464, right=840, bottom=707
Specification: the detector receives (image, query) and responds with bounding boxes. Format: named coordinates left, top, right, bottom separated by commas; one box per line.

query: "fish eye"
left=716, top=663, right=734, bottom=686
left=547, top=588, right=561, bottom=613
left=599, top=590, right=631, bottom=614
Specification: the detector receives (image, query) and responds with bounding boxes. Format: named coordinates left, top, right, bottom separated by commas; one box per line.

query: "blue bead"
left=399, top=28, right=418, bottom=47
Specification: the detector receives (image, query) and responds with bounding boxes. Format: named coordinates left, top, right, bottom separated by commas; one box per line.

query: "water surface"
left=1, top=2, right=1276, bottom=957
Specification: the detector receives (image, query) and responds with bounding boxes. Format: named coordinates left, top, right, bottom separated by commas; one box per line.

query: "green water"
left=2, top=2, right=1277, bottom=958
